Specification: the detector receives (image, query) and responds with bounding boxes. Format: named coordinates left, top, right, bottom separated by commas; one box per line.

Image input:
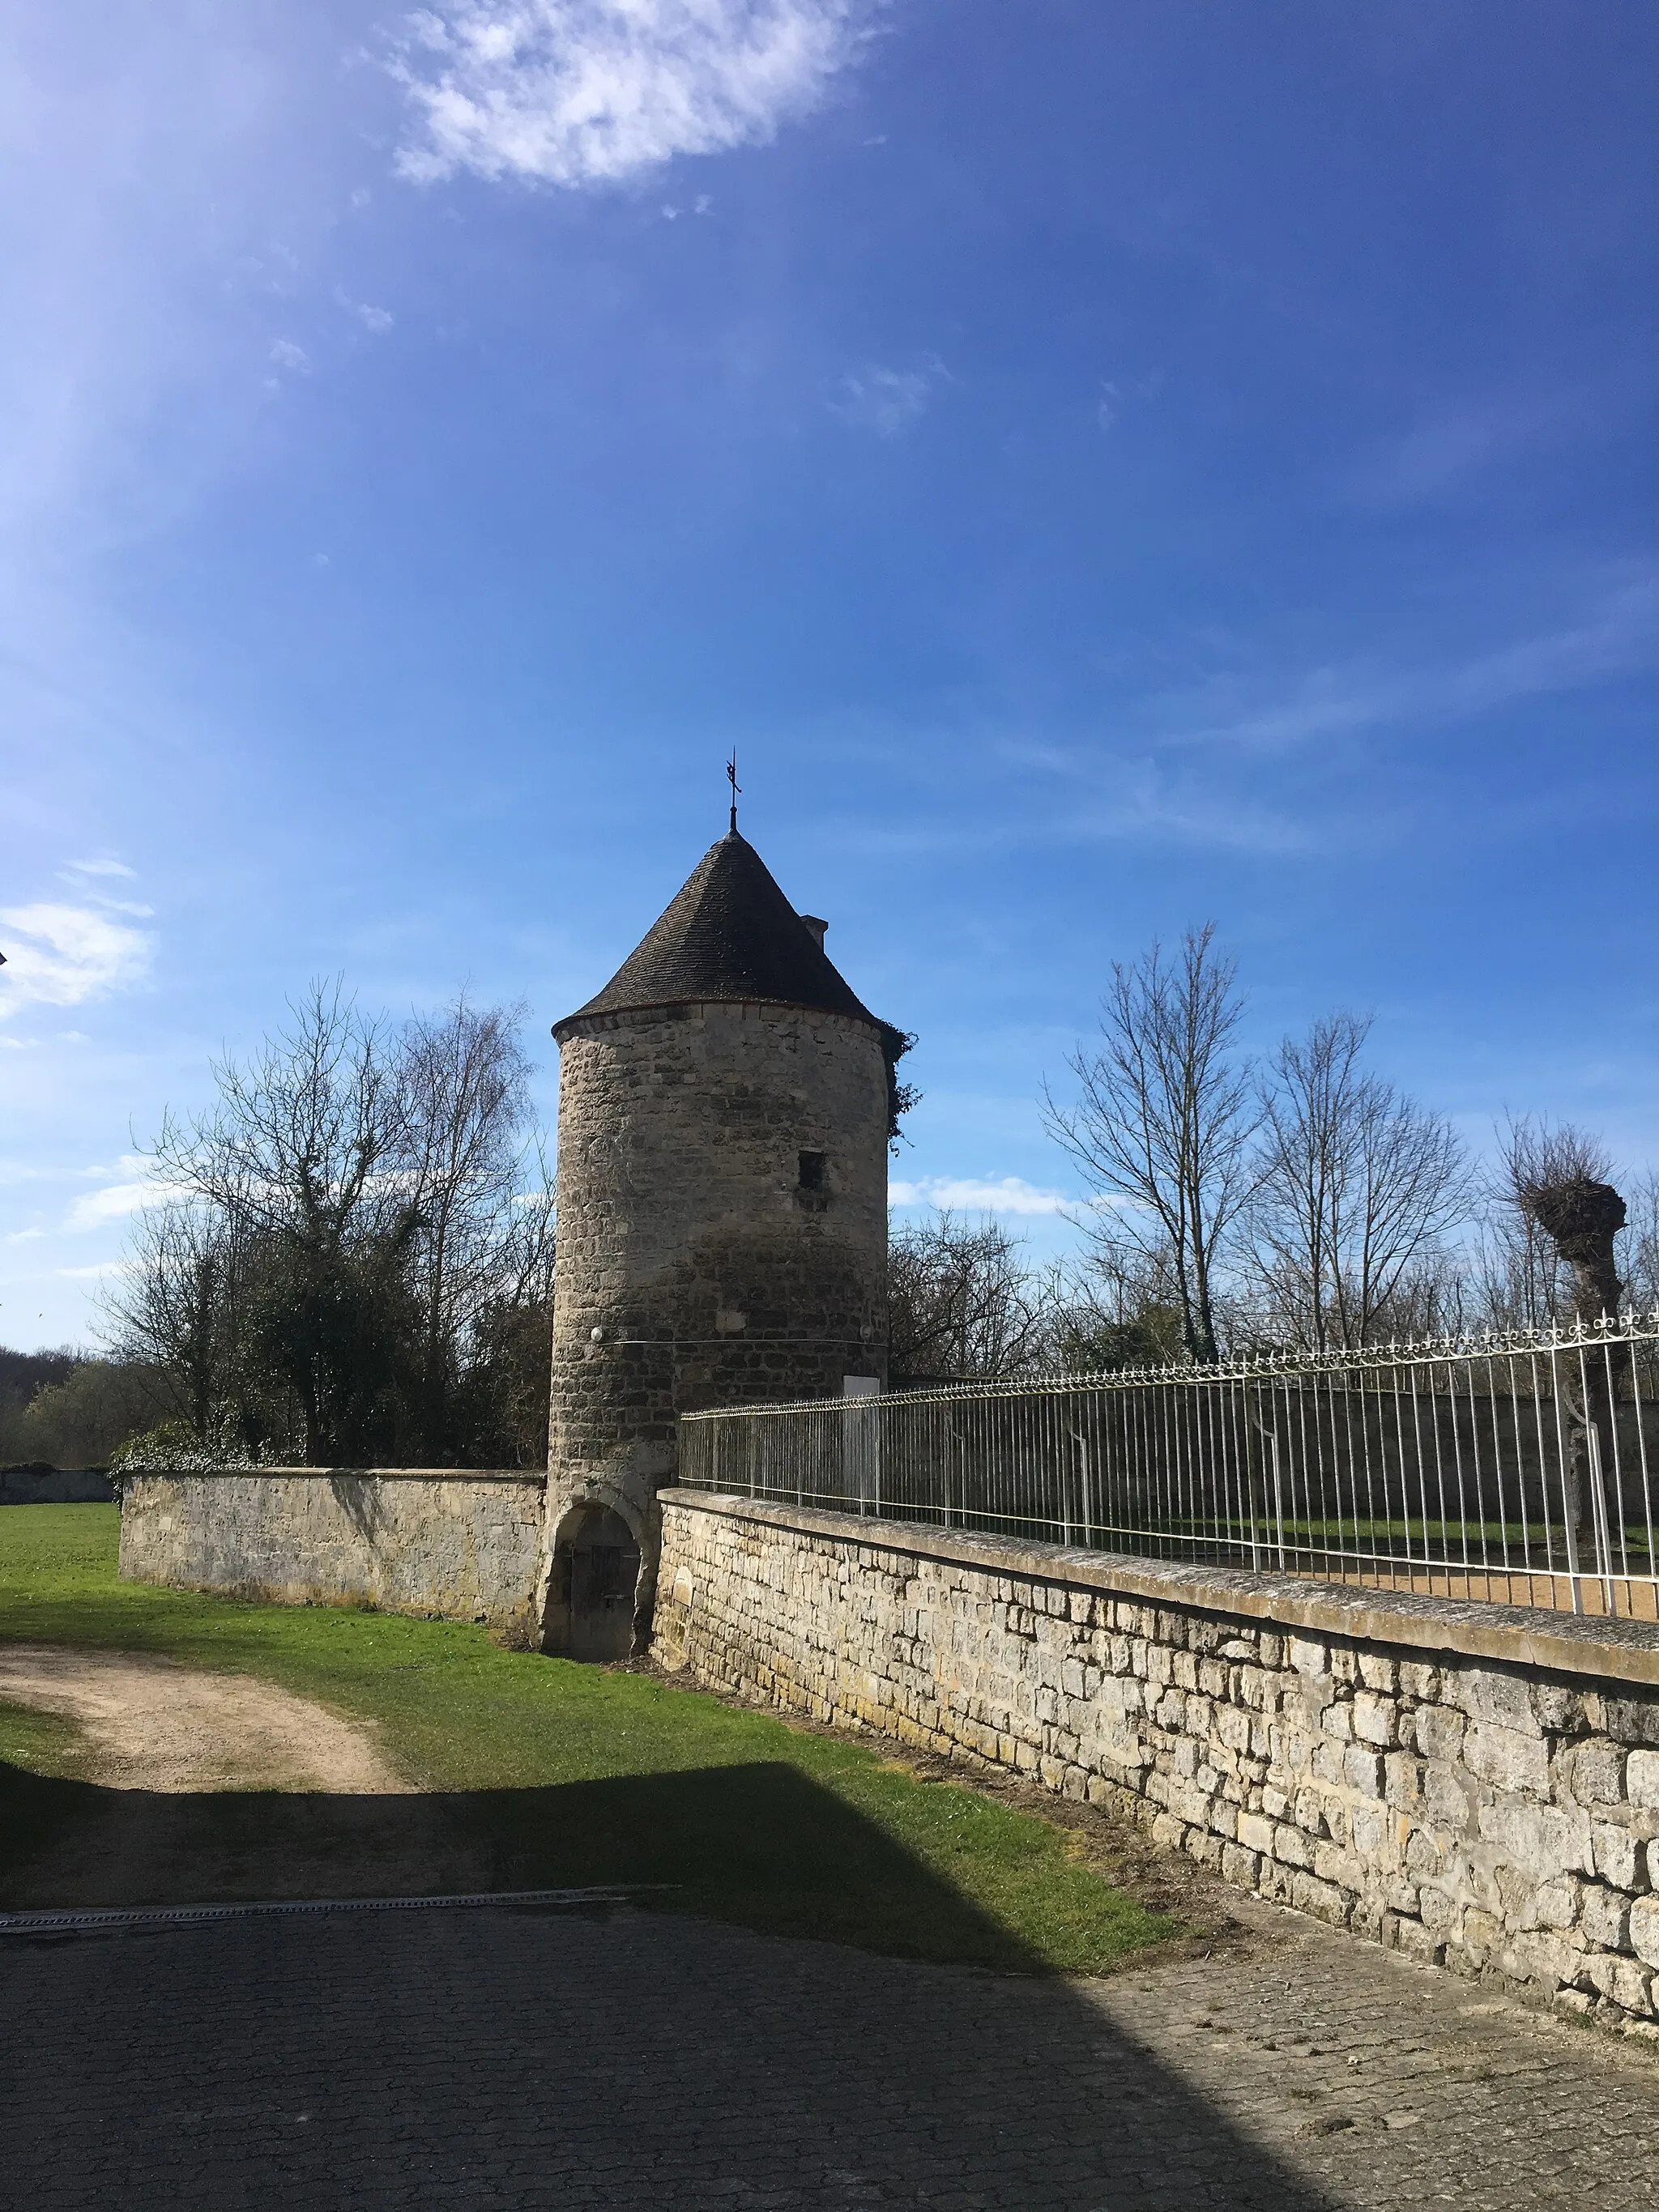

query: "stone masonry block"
left=1629, top=1750, right=1659, bottom=1809
left=1236, top=1812, right=1276, bottom=1856
left=1273, top=1823, right=1314, bottom=1869
left=1423, top=1762, right=1473, bottom=1833
left=1465, top=1724, right=1550, bottom=1800
left=1580, top=1952, right=1653, bottom=2014
left=1499, top=1929, right=1579, bottom=1992
left=1419, top=1883, right=1460, bottom=1935
left=1461, top=1906, right=1504, bottom=1959
left=1414, top=1704, right=1465, bottom=1762
left=1350, top=1803, right=1388, bottom=1859
left=1581, top=1882, right=1632, bottom=1950
left=1592, top=1821, right=1643, bottom=1892
left=1351, top=1691, right=1396, bottom=1748
left=1600, top=1698, right=1659, bottom=1749
left=1520, top=1876, right=1582, bottom=1933
left=1404, top=1825, right=1449, bottom=1880
left=1452, top=1668, right=1537, bottom=1732
left=1531, top=1681, right=1581, bottom=1733
left=1381, top=1752, right=1419, bottom=1807
left=1221, top=1843, right=1261, bottom=1890
left=1566, top=1738, right=1627, bottom=1807
left=1631, top=1895, right=1659, bottom=1969
left=1288, top=1635, right=1329, bottom=1678
left=1313, top=1840, right=1364, bottom=1891
left=1289, top=1871, right=1351, bottom=1927
left=1391, top=1916, right=1443, bottom=1963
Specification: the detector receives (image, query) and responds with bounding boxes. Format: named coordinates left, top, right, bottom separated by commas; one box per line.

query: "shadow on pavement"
left=0, top=1753, right=1332, bottom=2209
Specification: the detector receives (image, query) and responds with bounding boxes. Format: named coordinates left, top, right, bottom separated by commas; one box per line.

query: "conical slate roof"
left=557, top=830, right=898, bottom=1044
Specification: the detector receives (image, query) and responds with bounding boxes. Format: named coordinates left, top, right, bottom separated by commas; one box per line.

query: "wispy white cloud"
left=0, top=904, right=154, bottom=1016
left=1340, top=374, right=1644, bottom=513
left=58, top=860, right=152, bottom=918
left=65, top=857, right=137, bottom=880
left=889, top=1174, right=1074, bottom=1217
left=1096, top=369, right=1162, bottom=433
left=1156, top=573, right=1659, bottom=758
left=335, top=288, right=395, bottom=333
left=269, top=338, right=311, bottom=373
left=392, top=0, right=878, bottom=188
left=64, top=1157, right=178, bottom=1232
left=57, top=1259, right=134, bottom=1281
left=832, top=357, right=946, bottom=437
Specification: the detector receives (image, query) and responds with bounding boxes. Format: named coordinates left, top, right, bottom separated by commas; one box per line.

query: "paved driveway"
left=3, top=1896, right=1657, bottom=2210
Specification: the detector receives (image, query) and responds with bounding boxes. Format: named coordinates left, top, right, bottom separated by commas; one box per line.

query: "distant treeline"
left=0, top=1348, right=161, bottom=1470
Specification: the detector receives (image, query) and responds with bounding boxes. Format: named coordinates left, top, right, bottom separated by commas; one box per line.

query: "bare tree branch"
left=1043, top=925, right=1255, bottom=1363
left=1248, top=1012, right=1469, bottom=1349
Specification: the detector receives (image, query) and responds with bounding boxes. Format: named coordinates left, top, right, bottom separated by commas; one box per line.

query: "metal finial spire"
left=727, top=750, right=741, bottom=834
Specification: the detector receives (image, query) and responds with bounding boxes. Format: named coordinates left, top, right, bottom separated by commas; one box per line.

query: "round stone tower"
left=538, top=826, right=906, bottom=1658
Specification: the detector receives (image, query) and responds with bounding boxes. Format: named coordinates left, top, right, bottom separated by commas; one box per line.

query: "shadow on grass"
left=0, top=1758, right=1337, bottom=2211
left=1, top=1754, right=1158, bottom=1971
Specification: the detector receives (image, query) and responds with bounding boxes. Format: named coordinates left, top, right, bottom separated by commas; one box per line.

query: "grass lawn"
left=0, top=1504, right=1179, bottom=1974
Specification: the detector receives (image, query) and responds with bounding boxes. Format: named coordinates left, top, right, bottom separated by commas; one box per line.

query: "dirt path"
left=0, top=1644, right=412, bottom=1795
left=0, top=1646, right=490, bottom=1911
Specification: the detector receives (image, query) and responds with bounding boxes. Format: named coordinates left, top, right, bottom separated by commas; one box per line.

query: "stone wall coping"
left=122, top=1466, right=547, bottom=1487
left=661, top=1486, right=1659, bottom=1690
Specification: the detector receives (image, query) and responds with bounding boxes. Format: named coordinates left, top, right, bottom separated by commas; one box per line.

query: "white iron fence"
left=677, top=1316, right=1659, bottom=1621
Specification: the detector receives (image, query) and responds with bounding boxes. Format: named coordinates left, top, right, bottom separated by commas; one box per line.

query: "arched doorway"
left=544, top=1503, right=642, bottom=1662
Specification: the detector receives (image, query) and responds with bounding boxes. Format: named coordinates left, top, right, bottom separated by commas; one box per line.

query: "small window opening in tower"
left=798, top=1150, right=827, bottom=1191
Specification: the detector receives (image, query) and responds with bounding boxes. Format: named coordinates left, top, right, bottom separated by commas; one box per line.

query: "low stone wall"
left=655, top=1489, right=1659, bottom=2037
left=119, top=1470, right=546, bottom=1640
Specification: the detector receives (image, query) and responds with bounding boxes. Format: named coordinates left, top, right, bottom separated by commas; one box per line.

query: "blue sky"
left=4, top=1, right=1658, bottom=1349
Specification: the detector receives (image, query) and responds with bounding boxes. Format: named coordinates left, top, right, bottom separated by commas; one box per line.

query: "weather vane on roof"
left=727, top=750, right=741, bottom=834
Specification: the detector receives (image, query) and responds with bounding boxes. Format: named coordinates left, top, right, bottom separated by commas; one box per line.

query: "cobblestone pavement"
left=3, top=1898, right=1657, bottom=2210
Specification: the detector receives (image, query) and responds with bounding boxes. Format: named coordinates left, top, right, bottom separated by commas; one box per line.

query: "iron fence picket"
left=676, top=1316, right=1659, bottom=1617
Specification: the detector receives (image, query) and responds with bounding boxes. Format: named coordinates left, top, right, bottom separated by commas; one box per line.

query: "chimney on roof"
left=799, top=914, right=828, bottom=950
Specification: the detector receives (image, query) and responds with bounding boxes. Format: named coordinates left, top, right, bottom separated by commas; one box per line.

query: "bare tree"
left=1621, top=1169, right=1659, bottom=1315
left=1033, top=1244, right=1188, bottom=1372
left=149, top=983, right=418, bottom=1463
left=1045, top=925, right=1255, bottom=1364
left=107, top=1201, right=237, bottom=1443
left=113, top=983, right=555, bottom=1467
left=1248, top=1012, right=1469, bottom=1350
left=458, top=1134, right=557, bottom=1467
left=888, top=1214, right=1050, bottom=1380
left=396, top=996, right=536, bottom=1455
